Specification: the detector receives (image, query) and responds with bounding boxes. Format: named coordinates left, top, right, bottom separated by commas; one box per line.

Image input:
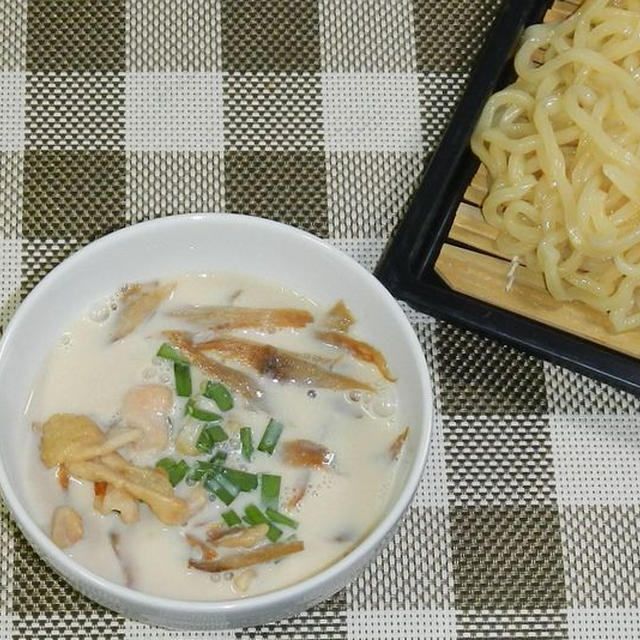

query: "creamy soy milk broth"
left=23, top=273, right=404, bottom=600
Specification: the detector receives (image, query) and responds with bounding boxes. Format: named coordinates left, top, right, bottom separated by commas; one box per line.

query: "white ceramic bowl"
left=0, top=214, right=433, bottom=629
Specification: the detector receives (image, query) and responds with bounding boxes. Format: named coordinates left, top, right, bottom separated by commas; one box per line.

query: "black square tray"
left=375, top=0, right=640, bottom=396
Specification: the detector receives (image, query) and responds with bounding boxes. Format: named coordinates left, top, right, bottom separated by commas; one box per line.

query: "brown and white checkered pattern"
left=1, top=0, right=639, bottom=638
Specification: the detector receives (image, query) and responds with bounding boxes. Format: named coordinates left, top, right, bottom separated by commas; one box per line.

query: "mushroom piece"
left=232, top=568, right=257, bottom=593
left=315, top=330, right=396, bottom=381
left=189, top=541, right=304, bottom=573
left=281, top=439, right=334, bottom=469
left=163, top=331, right=263, bottom=401
left=95, top=485, right=140, bottom=524
left=51, top=506, right=84, bottom=549
left=168, top=306, right=313, bottom=331
left=207, top=523, right=234, bottom=542
left=112, top=281, right=175, bottom=341
left=185, top=533, right=218, bottom=560
left=93, top=480, right=108, bottom=510
left=210, top=524, right=269, bottom=549
left=56, top=464, right=70, bottom=490
left=40, top=414, right=104, bottom=468
left=68, top=455, right=189, bottom=525
left=321, top=300, right=355, bottom=332
left=287, top=469, right=311, bottom=510
left=196, top=336, right=374, bottom=392
left=121, top=384, right=173, bottom=452
left=389, top=427, right=409, bottom=460
left=40, top=414, right=142, bottom=468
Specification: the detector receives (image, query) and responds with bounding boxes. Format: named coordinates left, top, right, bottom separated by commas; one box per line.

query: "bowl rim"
left=0, top=213, right=433, bottom=615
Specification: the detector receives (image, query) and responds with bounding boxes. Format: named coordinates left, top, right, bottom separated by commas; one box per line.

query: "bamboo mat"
left=437, top=0, right=640, bottom=360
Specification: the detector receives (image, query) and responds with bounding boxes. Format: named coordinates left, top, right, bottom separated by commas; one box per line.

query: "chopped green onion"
left=157, top=342, right=188, bottom=363
left=257, top=418, right=284, bottom=455
left=260, top=474, right=281, bottom=509
left=156, top=457, right=174, bottom=473
left=223, top=468, right=258, bottom=492
left=265, top=507, right=298, bottom=529
left=187, top=456, right=226, bottom=483
left=203, top=381, right=234, bottom=411
left=240, top=427, right=254, bottom=462
left=244, top=504, right=268, bottom=525
left=265, top=526, right=283, bottom=542
left=174, top=362, right=192, bottom=397
left=187, top=461, right=214, bottom=483
left=243, top=504, right=282, bottom=542
left=222, top=510, right=242, bottom=527
left=210, top=450, right=228, bottom=465
left=196, top=424, right=228, bottom=454
left=205, top=471, right=239, bottom=506
left=170, top=460, right=189, bottom=486
left=155, top=458, right=189, bottom=487
left=185, top=398, right=222, bottom=422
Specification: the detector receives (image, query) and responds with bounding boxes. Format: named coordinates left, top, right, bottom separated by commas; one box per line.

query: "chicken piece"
left=95, top=485, right=140, bottom=524
left=321, top=301, right=355, bottom=332
left=316, top=331, right=396, bottom=381
left=281, top=439, right=334, bottom=469
left=163, top=331, right=263, bottom=401
left=51, top=506, right=83, bottom=549
left=112, top=281, right=175, bottom=341
left=189, top=541, right=304, bottom=573
left=68, top=456, right=189, bottom=525
left=168, top=306, right=313, bottom=331
left=196, top=336, right=374, bottom=392
left=121, top=384, right=172, bottom=452
left=40, top=414, right=142, bottom=468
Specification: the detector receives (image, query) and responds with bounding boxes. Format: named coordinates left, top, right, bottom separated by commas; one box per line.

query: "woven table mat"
left=2, top=0, right=640, bottom=638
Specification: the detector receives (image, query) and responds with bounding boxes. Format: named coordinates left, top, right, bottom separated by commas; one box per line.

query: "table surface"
left=1, top=0, right=639, bottom=638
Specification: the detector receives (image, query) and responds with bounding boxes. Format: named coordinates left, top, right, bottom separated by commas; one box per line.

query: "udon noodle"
left=471, top=0, right=640, bottom=332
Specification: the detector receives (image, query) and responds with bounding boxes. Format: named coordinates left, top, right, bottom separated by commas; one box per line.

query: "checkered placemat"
left=2, top=0, right=640, bottom=638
